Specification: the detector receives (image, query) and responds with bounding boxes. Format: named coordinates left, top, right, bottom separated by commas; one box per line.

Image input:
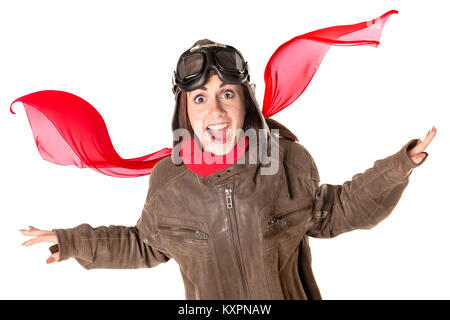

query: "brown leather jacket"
left=53, top=136, right=428, bottom=300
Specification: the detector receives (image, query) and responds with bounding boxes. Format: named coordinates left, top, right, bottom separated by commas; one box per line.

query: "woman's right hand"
left=20, top=226, right=60, bottom=264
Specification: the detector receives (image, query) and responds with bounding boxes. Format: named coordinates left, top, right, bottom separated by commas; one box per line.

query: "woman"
left=20, top=38, right=435, bottom=299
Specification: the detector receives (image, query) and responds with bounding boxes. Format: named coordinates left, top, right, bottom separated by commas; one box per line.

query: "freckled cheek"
left=188, top=110, right=207, bottom=137
left=230, top=106, right=246, bottom=129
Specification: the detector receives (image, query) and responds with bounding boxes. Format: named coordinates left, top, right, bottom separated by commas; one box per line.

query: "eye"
left=194, top=95, right=206, bottom=104
left=222, top=90, right=234, bottom=99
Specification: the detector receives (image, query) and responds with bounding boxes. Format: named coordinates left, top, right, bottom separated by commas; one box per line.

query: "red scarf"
left=9, top=10, right=398, bottom=178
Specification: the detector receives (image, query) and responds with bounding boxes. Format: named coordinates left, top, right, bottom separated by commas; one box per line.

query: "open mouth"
left=205, top=123, right=231, bottom=144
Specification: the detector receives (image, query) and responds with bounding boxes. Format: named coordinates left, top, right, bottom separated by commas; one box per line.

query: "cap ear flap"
left=250, top=83, right=256, bottom=95
left=171, top=89, right=182, bottom=133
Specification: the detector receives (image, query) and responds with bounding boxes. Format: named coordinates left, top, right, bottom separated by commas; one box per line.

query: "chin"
left=205, top=144, right=232, bottom=155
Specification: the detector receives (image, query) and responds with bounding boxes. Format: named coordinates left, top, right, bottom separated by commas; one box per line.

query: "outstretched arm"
left=20, top=169, right=172, bottom=269
left=306, top=128, right=435, bottom=238
left=52, top=209, right=170, bottom=270
left=20, top=202, right=171, bottom=270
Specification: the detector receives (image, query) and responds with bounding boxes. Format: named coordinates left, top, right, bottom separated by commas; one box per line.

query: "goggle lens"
left=215, top=50, right=245, bottom=73
left=177, top=53, right=204, bottom=80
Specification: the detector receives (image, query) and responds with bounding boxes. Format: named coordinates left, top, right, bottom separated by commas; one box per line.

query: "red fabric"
left=9, top=90, right=172, bottom=177
left=262, top=10, right=398, bottom=117
left=180, top=134, right=249, bottom=177
left=10, top=10, right=397, bottom=178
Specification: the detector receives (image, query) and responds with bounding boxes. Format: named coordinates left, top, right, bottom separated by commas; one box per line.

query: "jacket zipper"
left=225, top=184, right=250, bottom=300
left=267, top=204, right=312, bottom=226
left=158, top=225, right=209, bottom=240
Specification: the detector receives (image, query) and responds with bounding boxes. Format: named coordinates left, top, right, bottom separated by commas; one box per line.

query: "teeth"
left=207, top=123, right=228, bottom=130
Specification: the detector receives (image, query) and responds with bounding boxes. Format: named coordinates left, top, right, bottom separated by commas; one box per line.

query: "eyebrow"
left=197, top=82, right=229, bottom=91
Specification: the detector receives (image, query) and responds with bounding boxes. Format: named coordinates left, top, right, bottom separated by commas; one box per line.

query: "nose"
left=208, top=96, right=226, bottom=116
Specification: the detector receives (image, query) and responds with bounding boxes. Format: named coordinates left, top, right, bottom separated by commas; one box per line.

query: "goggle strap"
left=172, top=71, right=177, bottom=94
left=189, top=42, right=227, bottom=52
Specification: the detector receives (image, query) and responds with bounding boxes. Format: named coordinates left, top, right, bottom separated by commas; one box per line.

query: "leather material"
left=53, top=137, right=428, bottom=299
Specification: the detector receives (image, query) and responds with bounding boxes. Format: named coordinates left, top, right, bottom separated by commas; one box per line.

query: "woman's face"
left=187, top=74, right=246, bottom=155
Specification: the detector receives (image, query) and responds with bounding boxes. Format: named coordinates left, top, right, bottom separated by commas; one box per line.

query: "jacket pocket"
left=157, top=223, right=211, bottom=258
left=264, top=204, right=312, bottom=239
left=158, top=225, right=209, bottom=240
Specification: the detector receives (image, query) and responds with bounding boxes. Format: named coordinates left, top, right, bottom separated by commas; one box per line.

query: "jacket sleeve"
left=51, top=175, right=171, bottom=270
left=306, top=138, right=429, bottom=238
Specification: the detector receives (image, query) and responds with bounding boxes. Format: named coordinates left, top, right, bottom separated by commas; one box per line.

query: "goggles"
left=172, top=42, right=250, bottom=94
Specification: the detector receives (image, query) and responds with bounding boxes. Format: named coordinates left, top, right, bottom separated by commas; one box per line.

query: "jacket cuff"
left=392, top=138, right=429, bottom=180
left=52, top=227, right=80, bottom=262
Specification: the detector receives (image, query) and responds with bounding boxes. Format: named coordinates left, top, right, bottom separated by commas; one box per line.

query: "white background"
left=1, top=0, right=448, bottom=299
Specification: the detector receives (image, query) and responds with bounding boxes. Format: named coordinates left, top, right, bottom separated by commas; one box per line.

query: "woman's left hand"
left=407, top=126, right=436, bottom=164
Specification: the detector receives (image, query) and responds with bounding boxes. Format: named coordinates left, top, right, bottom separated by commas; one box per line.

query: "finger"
left=46, top=252, right=60, bottom=264
left=20, top=229, right=53, bottom=237
left=424, top=126, right=437, bottom=143
left=410, top=154, right=424, bottom=164
left=409, top=139, right=425, bottom=156
left=19, top=225, right=40, bottom=232
left=22, top=234, right=57, bottom=246
left=20, top=226, right=42, bottom=232
left=411, top=126, right=436, bottom=154
left=417, top=127, right=436, bottom=152
left=20, top=226, right=54, bottom=235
